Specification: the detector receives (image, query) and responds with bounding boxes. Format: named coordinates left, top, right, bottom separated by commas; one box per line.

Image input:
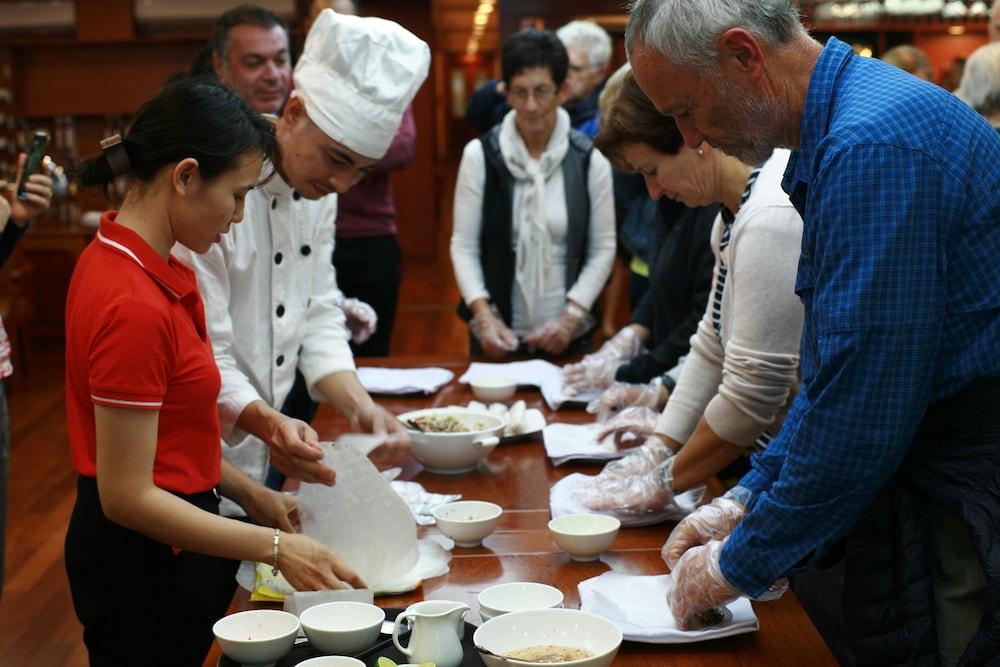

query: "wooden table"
left=223, top=356, right=836, bottom=666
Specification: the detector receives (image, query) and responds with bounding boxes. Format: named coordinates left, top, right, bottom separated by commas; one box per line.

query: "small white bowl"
left=473, top=608, right=622, bottom=667
left=547, top=514, right=621, bottom=562
left=212, top=609, right=299, bottom=667
left=299, top=601, right=385, bottom=655
left=433, top=500, right=503, bottom=547
left=478, top=582, right=564, bottom=621
left=295, top=658, right=366, bottom=667
left=470, top=376, right=517, bottom=402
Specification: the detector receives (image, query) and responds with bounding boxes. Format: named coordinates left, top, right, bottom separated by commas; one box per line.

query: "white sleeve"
left=450, top=140, right=490, bottom=306
left=176, top=243, right=262, bottom=445
left=565, top=149, right=616, bottom=309
left=656, top=282, right=726, bottom=444
left=299, top=208, right=356, bottom=395
left=701, top=205, right=804, bottom=445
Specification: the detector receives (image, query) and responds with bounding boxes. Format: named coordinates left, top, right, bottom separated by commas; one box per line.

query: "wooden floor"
left=0, top=249, right=467, bottom=666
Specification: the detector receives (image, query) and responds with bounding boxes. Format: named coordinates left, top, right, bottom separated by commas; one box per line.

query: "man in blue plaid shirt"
left=627, top=1, right=1000, bottom=663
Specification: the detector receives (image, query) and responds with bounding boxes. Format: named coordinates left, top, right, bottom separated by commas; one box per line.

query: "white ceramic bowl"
left=547, top=514, right=621, bottom=562
left=478, top=582, right=564, bottom=621
left=212, top=609, right=299, bottom=667
left=433, top=500, right=503, bottom=547
left=295, top=658, right=366, bottom=667
left=299, top=601, right=385, bottom=655
left=399, top=408, right=505, bottom=474
left=473, top=608, right=622, bottom=667
left=470, top=376, right=517, bottom=402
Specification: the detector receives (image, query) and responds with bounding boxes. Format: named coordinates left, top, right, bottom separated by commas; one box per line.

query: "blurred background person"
left=563, top=64, right=716, bottom=395
left=0, top=156, right=53, bottom=599
left=451, top=29, right=615, bottom=357
left=880, top=44, right=934, bottom=82
left=465, top=20, right=613, bottom=138
left=956, top=42, right=1000, bottom=131
left=210, top=4, right=292, bottom=114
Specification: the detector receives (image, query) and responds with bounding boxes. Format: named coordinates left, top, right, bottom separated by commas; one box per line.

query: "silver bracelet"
left=271, top=528, right=281, bottom=576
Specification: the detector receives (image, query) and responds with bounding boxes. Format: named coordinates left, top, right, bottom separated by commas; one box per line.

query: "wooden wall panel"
left=13, top=41, right=200, bottom=117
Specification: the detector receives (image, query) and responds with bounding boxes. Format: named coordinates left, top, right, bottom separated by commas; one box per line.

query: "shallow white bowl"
left=299, top=601, right=385, bottom=655
left=470, top=376, right=517, bottom=402
left=473, top=608, right=622, bottom=667
left=295, top=658, right=366, bottom=667
left=399, top=408, right=505, bottom=474
left=478, top=582, right=564, bottom=621
left=547, top=514, right=621, bottom=562
left=212, top=609, right=299, bottom=667
left=433, top=500, right=503, bottom=547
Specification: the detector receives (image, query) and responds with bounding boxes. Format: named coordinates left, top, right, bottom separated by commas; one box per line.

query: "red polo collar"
left=96, top=211, right=196, bottom=302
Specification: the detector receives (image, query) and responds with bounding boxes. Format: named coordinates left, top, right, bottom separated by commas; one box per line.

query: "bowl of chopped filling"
left=398, top=408, right=505, bottom=473
left=473, top=608, right=622, bottom=667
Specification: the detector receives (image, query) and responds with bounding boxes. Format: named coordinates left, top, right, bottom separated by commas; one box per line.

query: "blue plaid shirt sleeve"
left=718, top=142, right=956, bottom=596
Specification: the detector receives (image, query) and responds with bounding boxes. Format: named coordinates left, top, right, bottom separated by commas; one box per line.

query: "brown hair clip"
left=100, top=134, right=132, bottom=176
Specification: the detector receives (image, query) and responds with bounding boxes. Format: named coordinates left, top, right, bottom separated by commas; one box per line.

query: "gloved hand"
left=341, top=297, right=378, bottom=345
left=523, top=306, right=595, bottom=355
left=667, top=537, right=788, bottom=630
left=598, top=436, right=673, bottom=478
left=586, top=381, right=666, bottom=423
left=661, top=490, right=748, bottom=570
left=470, top=304, right=519, bottom=358
left=595, top=406, right=659, bottom=449
left=584, top=456, right=676, bottom=514
left=562, top=327, right=643, bottom=390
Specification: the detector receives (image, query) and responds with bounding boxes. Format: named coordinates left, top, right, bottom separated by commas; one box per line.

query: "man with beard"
left=625, top=1, right=1000, bottom=665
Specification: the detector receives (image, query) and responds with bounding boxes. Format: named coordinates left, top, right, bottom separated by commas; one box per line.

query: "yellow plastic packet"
left=250, top=561, right=296, bottom=602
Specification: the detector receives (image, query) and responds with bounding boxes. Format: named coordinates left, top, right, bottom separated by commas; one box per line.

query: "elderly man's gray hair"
left=625, top=0, right=803, bottom=71
left=557, top=20, right=613, bottom=69
left=956, top=42, right=1000, bottom=119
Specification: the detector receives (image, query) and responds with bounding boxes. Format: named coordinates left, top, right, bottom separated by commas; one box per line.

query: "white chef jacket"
left=175, top=163, right=355, bottom=513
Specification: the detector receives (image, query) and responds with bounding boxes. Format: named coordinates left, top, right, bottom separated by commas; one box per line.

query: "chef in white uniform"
left=176, top=9, right=430, bottom=516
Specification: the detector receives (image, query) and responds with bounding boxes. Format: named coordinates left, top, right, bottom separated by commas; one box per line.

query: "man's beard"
left=708, top=76, right=783, bottom=167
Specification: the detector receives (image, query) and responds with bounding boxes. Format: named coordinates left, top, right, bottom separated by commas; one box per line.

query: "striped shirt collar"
left=96, top=211, right=195, bottom=302
left=782, top=36, right=854, bottom=199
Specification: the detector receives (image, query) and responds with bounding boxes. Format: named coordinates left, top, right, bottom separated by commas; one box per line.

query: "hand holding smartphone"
left=16, top=131, right=49, bottom=202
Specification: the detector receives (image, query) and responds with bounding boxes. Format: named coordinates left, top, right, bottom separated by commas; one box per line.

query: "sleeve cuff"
left=718, top=533, right=771, bottom=598
left=654, top=403, right=700, bottom=446
left=218, top=386, right=262, bottom=443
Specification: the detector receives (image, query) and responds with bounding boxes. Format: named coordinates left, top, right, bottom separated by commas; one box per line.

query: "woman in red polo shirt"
left=65, top=78, right=364, bottom=667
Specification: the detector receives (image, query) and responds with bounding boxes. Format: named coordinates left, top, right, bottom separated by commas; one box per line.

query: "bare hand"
left=278, top=532, right=367, bottom=591
left=350, top=403, right=410, bottom=445
left=10, top=153, right=54, bottom=223
left=267, top=417, right=337, bottom=485
left=243, top=487, right=299, bottom=533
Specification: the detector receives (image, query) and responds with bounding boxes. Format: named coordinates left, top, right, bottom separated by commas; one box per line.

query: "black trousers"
left=333, top=234, right=402, bottom=358
left=65, top=477, right=238, bottom=667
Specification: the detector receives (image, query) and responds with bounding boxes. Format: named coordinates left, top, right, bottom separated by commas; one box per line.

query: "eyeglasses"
left=507, top=85, right=556, bottom=103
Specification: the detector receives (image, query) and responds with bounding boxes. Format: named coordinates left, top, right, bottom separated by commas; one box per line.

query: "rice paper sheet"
left=299, top=442, right=420, bottom=591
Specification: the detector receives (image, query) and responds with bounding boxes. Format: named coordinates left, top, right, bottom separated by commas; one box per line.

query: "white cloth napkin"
left=549, top=473, right=704, bottom=527
left=578, top=571, right=758, bottom=643
left=542, top=422, right=627, bottom=466
left=390, top=480, right=462, bottom=526
left=357, top=366, right=454, bottom=395
left=459, top=360, right=600, bottom=410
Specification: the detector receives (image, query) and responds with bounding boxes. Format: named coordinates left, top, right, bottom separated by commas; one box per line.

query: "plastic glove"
left=584, top=456, right=676, bottom=514
left=586, top=381, right=665, bottom=423
left=661, top=491, right=748, bottom=570
left=523, top=307, right=594, bottom=355
left=595, top=406, right=659, bottom=449
left=341, top=297, right=378, bottom=345
left=598, top=436, right=673, bottom=479
left=667, top=538, right=788, bottom=630
left=562, top=328, right=643, bottom=390
left=470, top=304, right=519, bottom=357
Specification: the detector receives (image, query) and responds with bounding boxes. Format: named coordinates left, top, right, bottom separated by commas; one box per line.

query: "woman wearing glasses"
left=450, top=29, right=615, bottom=357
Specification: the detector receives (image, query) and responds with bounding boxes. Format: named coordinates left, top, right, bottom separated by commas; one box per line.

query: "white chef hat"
left=292, top=9, right=430, bottom=160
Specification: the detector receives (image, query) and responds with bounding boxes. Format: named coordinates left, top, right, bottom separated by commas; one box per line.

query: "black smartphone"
left=16, top=131, right=49, bottom=202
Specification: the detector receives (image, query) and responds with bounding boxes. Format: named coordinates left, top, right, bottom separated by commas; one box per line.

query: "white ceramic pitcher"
left=391, top=600, right=471, bottom=667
